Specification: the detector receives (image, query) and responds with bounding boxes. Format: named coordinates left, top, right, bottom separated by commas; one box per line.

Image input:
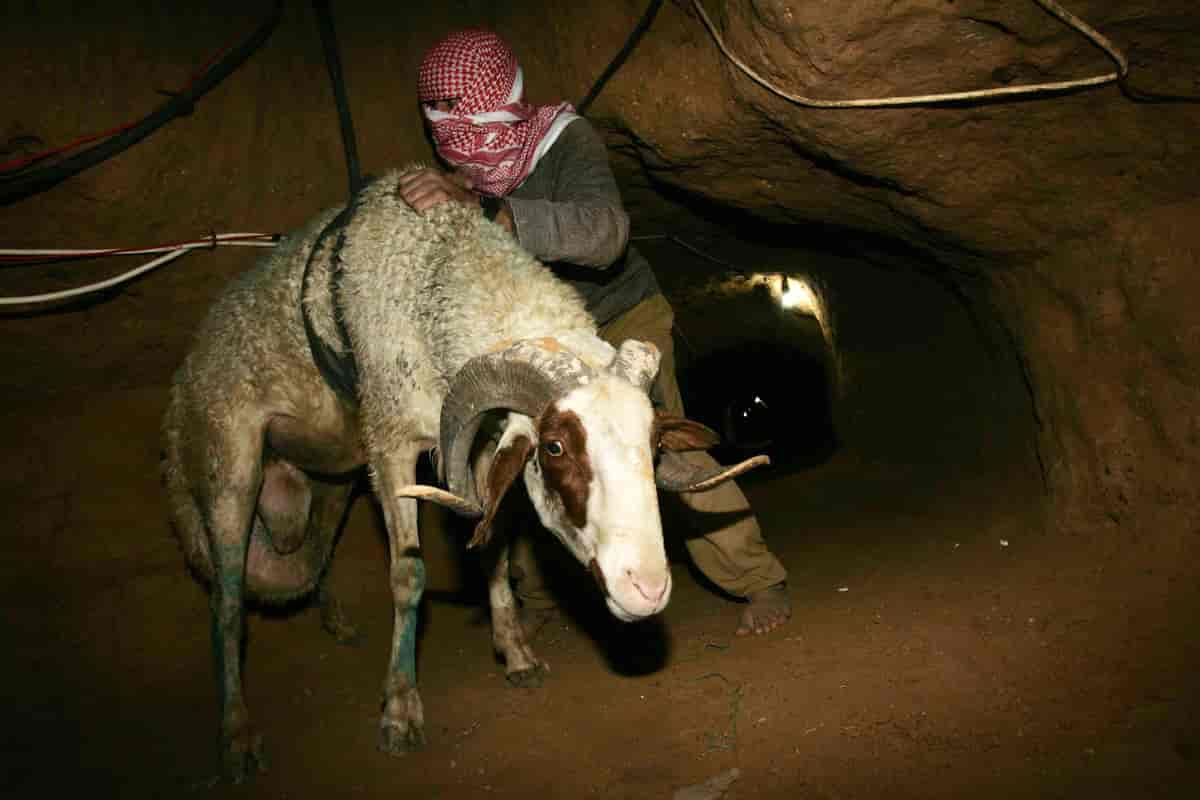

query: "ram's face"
left=417, top=337, right=760, bottom=620
left=523, top=375, right=671, bottom=621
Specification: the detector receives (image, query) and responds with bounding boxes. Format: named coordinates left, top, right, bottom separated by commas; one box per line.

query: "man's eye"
left=543, top=441, right=564, bottom=457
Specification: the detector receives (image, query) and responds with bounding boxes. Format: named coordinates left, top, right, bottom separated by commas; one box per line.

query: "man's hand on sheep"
left=398, top=167, right=474, bottom=209
left=398, top=168, right=514, bottom=232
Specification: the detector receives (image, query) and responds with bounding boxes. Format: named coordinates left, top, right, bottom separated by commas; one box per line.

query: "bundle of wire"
left=0, top=233, right=278, bottom=306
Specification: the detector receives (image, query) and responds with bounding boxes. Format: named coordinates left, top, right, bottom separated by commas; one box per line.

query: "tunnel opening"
left=677, top=335, right=839, bottom=474
left=625, top=174, right=1045, bottom=531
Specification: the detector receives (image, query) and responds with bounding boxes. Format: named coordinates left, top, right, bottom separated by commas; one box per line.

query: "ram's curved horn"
left=439, top=340, right=597, bottom=509
left=394, top=484, right=483, bottom=517
left=609, top=339, right=661, bottom=392
left=654, top=450, right=771, bottom=493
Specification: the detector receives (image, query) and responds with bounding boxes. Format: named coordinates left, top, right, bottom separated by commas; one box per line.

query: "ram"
left=161, top=166, right=765, bottom=781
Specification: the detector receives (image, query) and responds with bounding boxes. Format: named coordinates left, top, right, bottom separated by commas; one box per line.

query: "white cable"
left=0, top=233, right=276, bottom=258
left=691, top=0, right=1129, bottom=108
left=1, top=248, right=190, bottom=306
left=0, top=235, right=277, bottom=306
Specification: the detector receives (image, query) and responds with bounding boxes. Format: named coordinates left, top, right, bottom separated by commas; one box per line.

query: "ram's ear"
left=653, top=411, right=722, bottom=452
left=467, top=432, right=536, bottom=549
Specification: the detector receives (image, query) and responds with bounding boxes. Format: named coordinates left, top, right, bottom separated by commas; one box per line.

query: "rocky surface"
left=574, top=0, right=1200, bottom=534
left=2, top=2, right=1198, bottom=797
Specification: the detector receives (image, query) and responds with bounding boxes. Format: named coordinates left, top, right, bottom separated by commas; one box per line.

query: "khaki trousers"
left=511, top=293, right=787, bottom=607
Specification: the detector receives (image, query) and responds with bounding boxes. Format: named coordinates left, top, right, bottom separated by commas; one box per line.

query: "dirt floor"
left=2, top=230, right=1199, bottom=800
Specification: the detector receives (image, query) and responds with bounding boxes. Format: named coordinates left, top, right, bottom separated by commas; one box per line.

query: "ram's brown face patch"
left=537, top=407, right=592, bottom=529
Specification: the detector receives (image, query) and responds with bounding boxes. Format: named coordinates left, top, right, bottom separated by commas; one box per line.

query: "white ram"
left=160, top=166, right=765, bottom=781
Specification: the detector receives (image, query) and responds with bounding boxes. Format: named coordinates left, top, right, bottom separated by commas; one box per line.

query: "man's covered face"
left=416, top=28, right=576, bottom=197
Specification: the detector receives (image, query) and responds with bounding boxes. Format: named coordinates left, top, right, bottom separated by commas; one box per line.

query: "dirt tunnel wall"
left=2, top=2, right=1198, bottom=798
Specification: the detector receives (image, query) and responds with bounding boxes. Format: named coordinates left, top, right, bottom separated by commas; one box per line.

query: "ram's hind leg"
left=204, top=443, right=268, bottom=782
left=310, top=478, right=361, bottom=644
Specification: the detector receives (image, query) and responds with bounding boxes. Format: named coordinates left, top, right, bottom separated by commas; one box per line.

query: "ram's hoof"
left=378, top=720, right=425, bottom=755
left=319, top=588, right=363, bottom=645
left=221, top=728, right=266, bottom=783
left=506, top=662, right=548, bottom=689
left=320, top=608, right=363, bottom=646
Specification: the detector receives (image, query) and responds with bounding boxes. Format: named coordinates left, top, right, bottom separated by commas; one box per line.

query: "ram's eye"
left=543, top=440, right=564, bottom=457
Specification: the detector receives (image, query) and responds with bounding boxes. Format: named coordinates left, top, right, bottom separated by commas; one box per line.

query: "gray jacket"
left=505, top=117, right=661, bottom=325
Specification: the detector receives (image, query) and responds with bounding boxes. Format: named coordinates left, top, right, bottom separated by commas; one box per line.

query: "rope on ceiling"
left=691, top=0, right=1129, bottom=108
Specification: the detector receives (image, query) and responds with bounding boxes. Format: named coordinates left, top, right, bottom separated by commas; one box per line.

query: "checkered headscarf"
left=418, top=29, right=577, bottom=197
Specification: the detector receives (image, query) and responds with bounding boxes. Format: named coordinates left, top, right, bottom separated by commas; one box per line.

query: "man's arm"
left=505, top=119, right=631, bottom=269
left=396, top=119, right=630, bottom=268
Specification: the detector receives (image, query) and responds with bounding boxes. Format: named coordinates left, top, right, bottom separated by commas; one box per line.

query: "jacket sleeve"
left=506, top=119, right=631, bottom=269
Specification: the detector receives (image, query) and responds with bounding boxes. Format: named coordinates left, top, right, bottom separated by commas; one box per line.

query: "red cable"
left=0, top=21, right=245, bottom=175
left=0, top=122, right=140, bottom=174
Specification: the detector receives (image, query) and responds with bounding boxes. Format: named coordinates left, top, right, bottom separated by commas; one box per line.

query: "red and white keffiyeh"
left=417, top=29, right=577, bottom=197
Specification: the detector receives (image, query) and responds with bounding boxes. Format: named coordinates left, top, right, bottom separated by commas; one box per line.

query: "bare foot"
left=736, top=581, right=791, bottom=636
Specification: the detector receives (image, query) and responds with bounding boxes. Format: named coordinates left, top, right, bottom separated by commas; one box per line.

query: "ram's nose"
left=619, top=568, right=671, bottom=618
left=630, top=569, right=670, bottom=607
left=592, top=558, right=672, bottom=620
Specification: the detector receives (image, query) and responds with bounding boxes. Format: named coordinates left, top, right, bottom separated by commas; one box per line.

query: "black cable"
left=577, top=0, right=665, bottom=116
left=303, top=1, right=370, bottom=399
left=312, top=0, right=364, bottom=197
left=0, top=1, right=284, bottom=207
left=1119, top=76, right=1200, bottom=105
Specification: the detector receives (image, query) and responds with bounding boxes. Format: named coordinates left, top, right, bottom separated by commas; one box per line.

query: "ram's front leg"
left=468, top=427, right=547, bottom=687
left=484, top=537, right=549, bottom=688
left=373, top=451, right=427, bottom=753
